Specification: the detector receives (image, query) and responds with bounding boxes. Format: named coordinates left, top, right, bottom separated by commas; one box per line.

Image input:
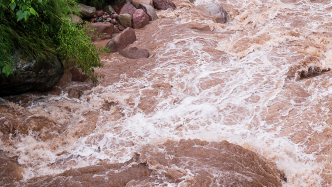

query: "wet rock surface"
left=0, top=151, right=24, bottom=187
left=132, top=9, right=150, bottom=28
left=16, top=140, right=281, bottom=187
left=106, top=27, right=137, bottom=52
left=0, top=51, right=64, bottom=96
left=153, top=0, right=176, bottom=10
left=196, top=3, right=230, bottom=23
left=70, top=67, right=88, bottom=82
left=119, top=47, right=150, bottom=59
left=139, top=4, right=158, bottom=21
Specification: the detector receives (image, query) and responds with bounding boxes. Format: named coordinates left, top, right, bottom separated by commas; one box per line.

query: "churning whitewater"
left=2, top=0, right=332, bottom=186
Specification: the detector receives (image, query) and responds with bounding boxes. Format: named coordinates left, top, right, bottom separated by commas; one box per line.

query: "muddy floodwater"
left=2, top=0, right=332, bottom=186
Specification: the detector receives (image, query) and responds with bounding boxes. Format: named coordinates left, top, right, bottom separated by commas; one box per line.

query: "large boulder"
left=118, top=14, right=132, bottom=28
left=132, top=0, right=153, bottom=8
left=132, top=9, right=150, bottom=28
left=153, top=0, right=176, bottom=10
left=119, top=3, right=137, bottom=17
left=78, top=3, right=96, bottom=18
left=196, top=3, right=230, bottom=23
left=119, top=47, right=149, bottom=59
left=138, top=4, right=158, bottom=21
left=104, top=5, right=116, bottom=15
left=84, top=22, right=113, bottom=41
left=106, top=28, right=136, bottom=53
left=0, top=51, right=64, bottom=96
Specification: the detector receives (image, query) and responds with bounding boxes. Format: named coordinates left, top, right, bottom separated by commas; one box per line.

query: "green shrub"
left=0, top=0, right=108, bottom=82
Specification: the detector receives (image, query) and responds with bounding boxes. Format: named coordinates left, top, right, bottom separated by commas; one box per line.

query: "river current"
left=2, top=0, right=332, bottom=186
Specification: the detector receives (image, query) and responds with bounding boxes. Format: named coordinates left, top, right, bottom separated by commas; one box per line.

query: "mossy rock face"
left=0, top=51, right=64, bottom=96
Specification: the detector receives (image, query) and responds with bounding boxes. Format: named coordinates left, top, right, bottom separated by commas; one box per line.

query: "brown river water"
left=2, top=0, right=332, bottom=186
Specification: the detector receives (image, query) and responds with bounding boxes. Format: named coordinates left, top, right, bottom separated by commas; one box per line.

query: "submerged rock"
left=78, top=3, right=96, bottom=18
left=22, top=139, right=282, bottom=187
left=0, top=151, right=24, bottom=187
left=153, top=0, right=176, bottom=10
left=119, top=47, right=149, bottom=59
left=132, top=9, right=150, bottom=28
left=138, top=4, right=158, bottom=21
left=0, top=51, right=64, bottom=96
left=106, top=28, right=137, bottom=52
left=197, top=3, right=230, bottom=23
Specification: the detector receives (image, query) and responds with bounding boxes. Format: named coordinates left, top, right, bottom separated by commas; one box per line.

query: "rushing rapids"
left=2, top=0, right=332, bottom=186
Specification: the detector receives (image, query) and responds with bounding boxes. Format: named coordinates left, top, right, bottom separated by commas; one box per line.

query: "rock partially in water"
left=21, top=139, right=282, bottom=186
left=70, top=67, right=88, bottom=82
left=139, top=4, right=159, bottom=21
left=0, top=151, right=24, bottom=187
left=153, top=0, right=176, bottom=10
left=287, top=56, right=330, bottom=81
left=106, top=27, right=137, bottom=52
left=0, top=102, right=61, bottom=141
left=118, top=13, right=132, bottom=28
left=67, top=89, right=83, bottom=99
left=78, top=3, right=96, bottom=18
left=84, top=22, right=114, bottom=42
left=196, top=3, right=230, bottom=23
left=132, top=9, right=150, bottom=29
left=119, top=47, right=149, bottom=59
left=0, top=51, right=64, bottom=96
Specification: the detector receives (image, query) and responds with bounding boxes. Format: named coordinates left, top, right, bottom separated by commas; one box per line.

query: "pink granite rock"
left=132, top=9, right=149, bottom=29
left=153, top=0, right=176, bottom=10
left=119, top=4, right=137, bottom=17
left=106, top=27, right=136, bottom=52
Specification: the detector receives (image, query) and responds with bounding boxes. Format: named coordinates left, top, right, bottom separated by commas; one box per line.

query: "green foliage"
left=0, top=0, right=107, bottom=82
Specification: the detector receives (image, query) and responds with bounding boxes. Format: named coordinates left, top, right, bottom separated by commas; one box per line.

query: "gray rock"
left=0, top=97, right=8, bottom=105
left=118, top=14, right=132, bottom=28
left=138, top=4, right=158, bottom=21
left=0, top=51, right=64, bottom=96
left=104, top=5, right=116, bottom=15
left=197, top=3, right=230, bottom=23
left=78, top=3, right=96, bottom=18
